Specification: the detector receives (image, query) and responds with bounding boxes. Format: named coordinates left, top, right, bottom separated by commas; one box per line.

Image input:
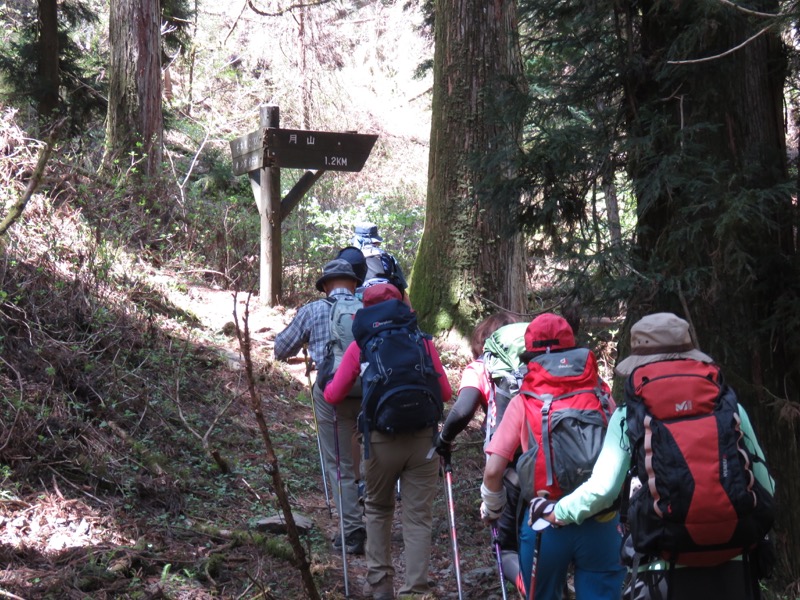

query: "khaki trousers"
left=364, top=428, right=439, bottom=595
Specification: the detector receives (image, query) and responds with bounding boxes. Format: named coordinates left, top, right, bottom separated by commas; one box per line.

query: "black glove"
left=434, top=432, right=453, bottom=457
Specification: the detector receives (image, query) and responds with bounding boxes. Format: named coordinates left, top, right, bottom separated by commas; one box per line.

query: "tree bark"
left=412, top=0, right=528, bottom=335
left=626, top=0, right=800, bottom=585
left=37, top=0, right=60, bottom=118
left=103, top=0, right=164, bottom=177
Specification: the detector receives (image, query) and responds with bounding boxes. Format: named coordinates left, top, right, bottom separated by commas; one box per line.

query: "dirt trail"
left=161, top=279, right=507, bottom=599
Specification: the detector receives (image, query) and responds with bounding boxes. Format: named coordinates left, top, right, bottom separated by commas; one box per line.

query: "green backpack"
left=482, top=322, right=528, bottom=444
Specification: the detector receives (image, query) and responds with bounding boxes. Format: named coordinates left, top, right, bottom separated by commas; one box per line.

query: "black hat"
left=336, top=246, right=367, bottom=284
left=315, top=259, right=359, bottom=292
left=353, top=222, right=382, bottom=243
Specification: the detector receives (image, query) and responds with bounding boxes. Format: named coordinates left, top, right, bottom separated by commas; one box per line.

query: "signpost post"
left=229, top=105, right=378, bottom=306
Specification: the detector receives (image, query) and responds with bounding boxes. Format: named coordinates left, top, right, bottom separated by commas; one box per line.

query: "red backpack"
left=624, top=359, right=774, bottom=566
left=515, top=347, right=613, bottom=504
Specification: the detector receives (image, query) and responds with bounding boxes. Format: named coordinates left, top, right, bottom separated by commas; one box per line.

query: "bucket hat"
left=614, top=312, right=714, bottom=376
left=353, top=222, right=382, bottom=244
left=315, top=258, right=359, bottom=292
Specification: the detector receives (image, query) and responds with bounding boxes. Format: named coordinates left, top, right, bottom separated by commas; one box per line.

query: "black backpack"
left=351, top=298, right=443, bottom=453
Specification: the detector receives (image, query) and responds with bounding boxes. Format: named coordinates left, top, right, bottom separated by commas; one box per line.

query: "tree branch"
left=247, top=0, right=334, bottom=17
left=233, top=291, right=321, bottom=600
left=717, top=0, right=781, bottom=18
left=667, top=24, right=773, bottom=65
left=0, top=120, right=65, bottom=237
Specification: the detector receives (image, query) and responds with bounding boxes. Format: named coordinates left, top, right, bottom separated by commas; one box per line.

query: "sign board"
left=266, top=128, right=378, bottom=172
left=230, top=129, right=265, bottom=175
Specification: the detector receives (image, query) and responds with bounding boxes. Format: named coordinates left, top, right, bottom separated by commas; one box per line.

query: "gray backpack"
left=316, top=296, right=363, bottom=396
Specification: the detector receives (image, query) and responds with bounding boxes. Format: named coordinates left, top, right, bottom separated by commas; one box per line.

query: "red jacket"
left=324, top=338, right=452, bottom=405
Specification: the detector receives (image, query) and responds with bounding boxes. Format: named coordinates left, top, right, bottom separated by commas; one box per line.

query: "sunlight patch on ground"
left=0, top=490, right=133, bottom=555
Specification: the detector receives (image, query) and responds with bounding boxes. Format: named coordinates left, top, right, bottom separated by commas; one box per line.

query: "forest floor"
left=0, top=271, right=511, bottom=600
left=158, top=278, right=509, bottom=600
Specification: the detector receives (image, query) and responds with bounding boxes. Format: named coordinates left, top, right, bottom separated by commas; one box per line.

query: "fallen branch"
left=0, top=120, right=64, bottom=237
left=233, top=291, right=321, bottom=600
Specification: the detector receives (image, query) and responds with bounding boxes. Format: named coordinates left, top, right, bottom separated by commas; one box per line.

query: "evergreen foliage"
left=514, top=0, right=633, bottom=315
left=513, top=0, right=800, bottom=586
left=0, top=1, right=106, bottom=131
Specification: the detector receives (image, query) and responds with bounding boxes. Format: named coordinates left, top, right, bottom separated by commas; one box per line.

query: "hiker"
left=334, top=245, right=370, bottom=498
left=273, top=258, right=366, bottom=555
left=336, top=246, right=368, bottom=288
left=434, top=311, right=528, bottom=596
left=350, top=222, right=408, bottom=292
left=324, top=283, right=452, bottom=599
left=539, top=312, right=775, bottom=600
left=480, top=313, right=626, bottom=600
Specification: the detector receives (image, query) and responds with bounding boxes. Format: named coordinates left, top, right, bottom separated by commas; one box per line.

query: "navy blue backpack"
left=351, top=299, right=443, bottom=452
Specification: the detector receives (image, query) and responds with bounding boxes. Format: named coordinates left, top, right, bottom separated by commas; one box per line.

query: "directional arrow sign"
left=266, top=128, right=378, bottom=172
left=230, top=129, right=265, bottom=175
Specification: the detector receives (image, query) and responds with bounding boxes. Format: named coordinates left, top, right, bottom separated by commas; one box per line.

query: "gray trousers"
left=312, top=383, right=363, bottom=535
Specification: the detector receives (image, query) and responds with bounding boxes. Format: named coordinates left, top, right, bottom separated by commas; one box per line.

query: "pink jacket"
left=323, top=338, right=452, bottom=405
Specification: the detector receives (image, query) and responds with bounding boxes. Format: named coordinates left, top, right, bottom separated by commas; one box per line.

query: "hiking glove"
left=480, top=483, right=507, bottom=522
left=528, top=497, right=556, bottom=527
left=434, top=433, right=453, bottom=457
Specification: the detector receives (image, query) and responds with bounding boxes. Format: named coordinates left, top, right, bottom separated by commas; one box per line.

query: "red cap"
left=363, top=283, right=402, bottom=307
left=524, top=313, right=575, bottom=352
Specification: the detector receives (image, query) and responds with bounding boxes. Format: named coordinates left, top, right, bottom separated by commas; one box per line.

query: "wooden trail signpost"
left=229, top=105, right=378, bottom=305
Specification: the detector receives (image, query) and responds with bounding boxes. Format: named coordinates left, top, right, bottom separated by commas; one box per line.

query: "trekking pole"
left=530, top=530, right=543, bottom=600
left=491, top=524, right=509, bottom=600
left=442, top=453, right=464, bottom=600
left=304, top=345, right=332, bottom=519
left=333, top=406, right=350, bottom=597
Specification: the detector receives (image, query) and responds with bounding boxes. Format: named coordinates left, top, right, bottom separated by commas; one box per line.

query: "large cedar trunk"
left=103, top=0, right=163, bottom=177
left=412, top=0, right=527, bottom=335
left=37, top=0, right=59, bottom=118
left=626, top=0, right=800, bottom=586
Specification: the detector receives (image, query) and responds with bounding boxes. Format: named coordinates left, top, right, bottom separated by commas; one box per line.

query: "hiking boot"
left=370, top=577, right=394, bottom=599
left=332, top=527, right=366, bottom=555
left=345, top=527, right=366, bottom=554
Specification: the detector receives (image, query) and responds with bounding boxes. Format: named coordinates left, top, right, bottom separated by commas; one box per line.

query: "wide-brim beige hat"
left=614, top=312, right=714, bottom=377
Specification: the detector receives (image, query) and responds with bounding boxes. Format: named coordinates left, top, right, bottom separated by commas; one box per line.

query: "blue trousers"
left=519, top=514, right=626, bottom=600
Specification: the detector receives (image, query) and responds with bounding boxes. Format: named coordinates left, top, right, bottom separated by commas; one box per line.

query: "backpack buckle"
left=540, top=394, right=554, bottom=415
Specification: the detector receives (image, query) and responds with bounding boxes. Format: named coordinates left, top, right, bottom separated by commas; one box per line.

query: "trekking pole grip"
left=442, top=452, right=453, bottom=474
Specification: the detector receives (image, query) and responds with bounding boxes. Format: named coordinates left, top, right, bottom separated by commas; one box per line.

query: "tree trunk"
left=103, top=0, right=163, bottom=177
left=412, top=0, right=528, bottom=335
left=626, top=0, right=800, bottom=586
left=37, top=0, right=59, bottom=118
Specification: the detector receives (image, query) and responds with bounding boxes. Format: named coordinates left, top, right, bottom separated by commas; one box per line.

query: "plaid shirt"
left=273, top=288, right=355, bottom=365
